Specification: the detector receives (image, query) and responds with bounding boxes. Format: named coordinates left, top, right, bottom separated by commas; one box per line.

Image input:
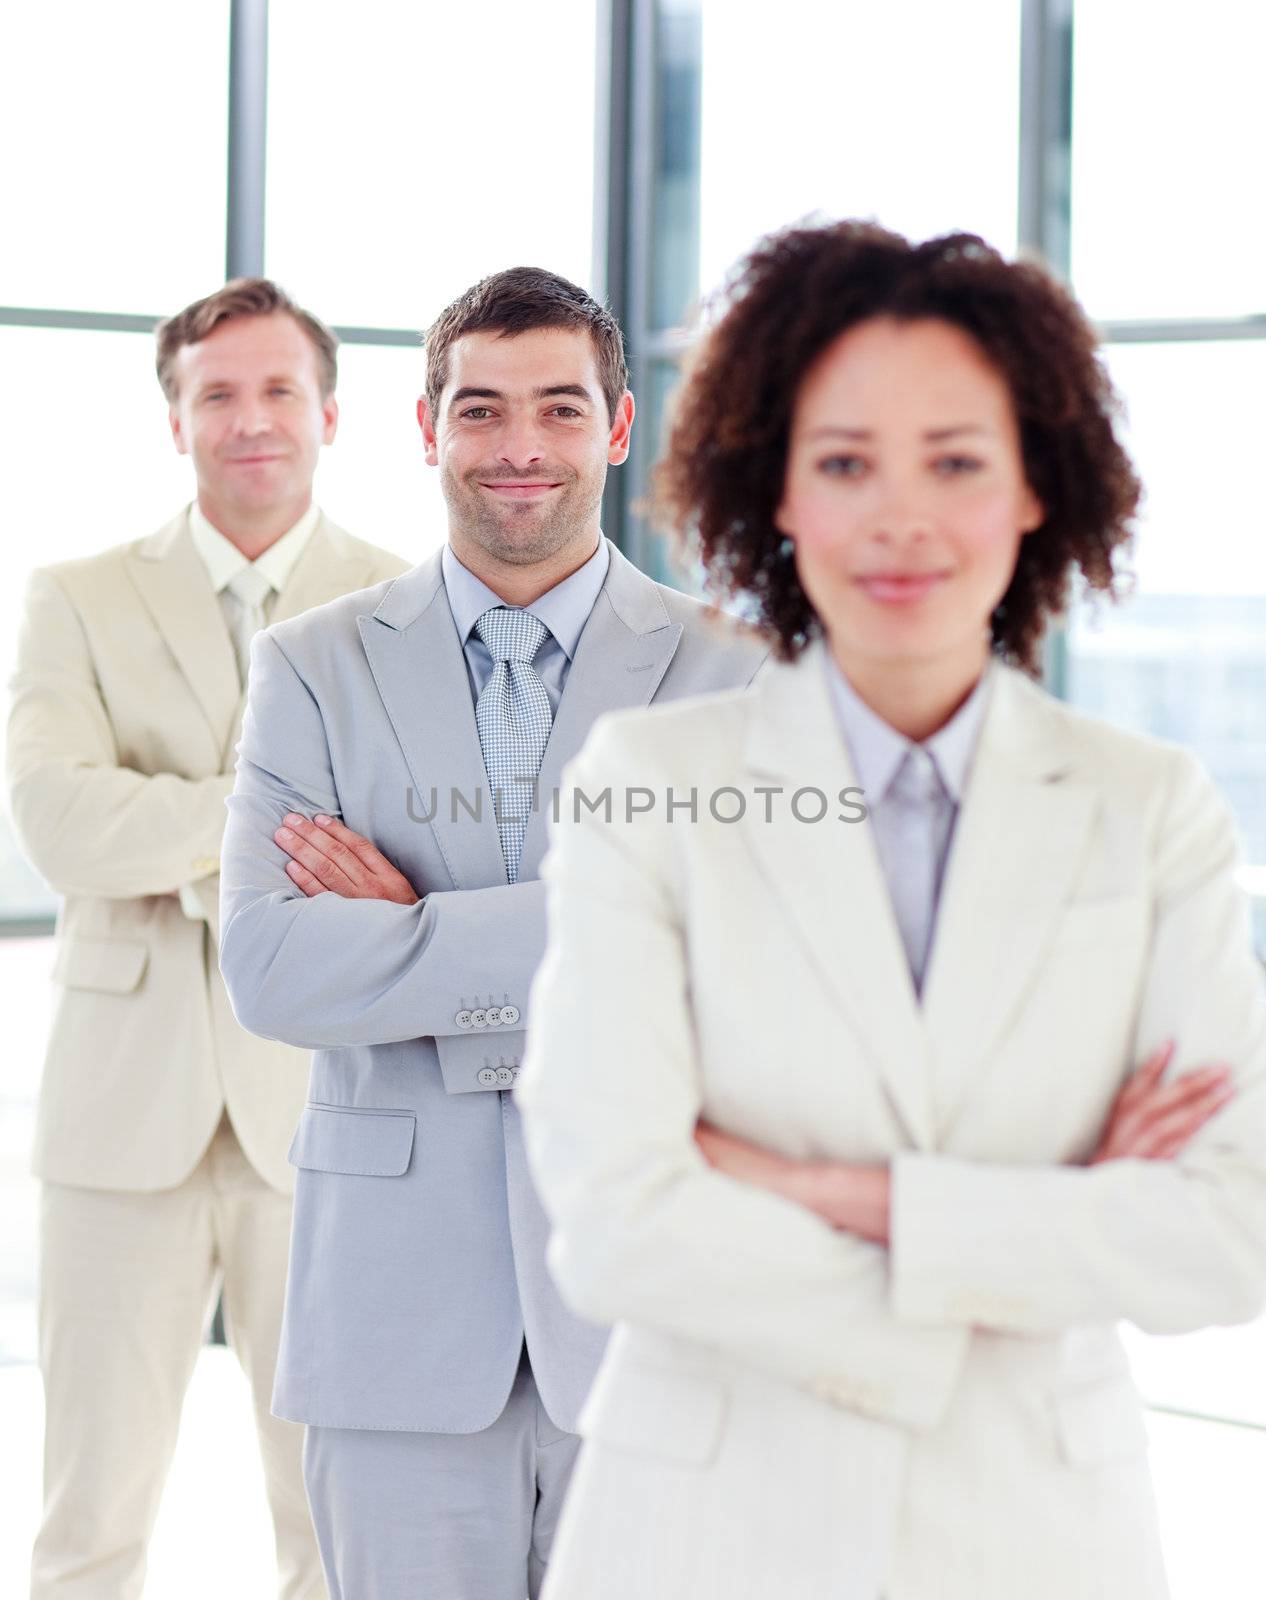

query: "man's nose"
left=496, top=414, right=547, bottom=468
left=230, top=397, right=273, bottom=437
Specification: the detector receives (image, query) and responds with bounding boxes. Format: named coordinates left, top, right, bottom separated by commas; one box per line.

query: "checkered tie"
left=474, top=607, right=553, bottom=883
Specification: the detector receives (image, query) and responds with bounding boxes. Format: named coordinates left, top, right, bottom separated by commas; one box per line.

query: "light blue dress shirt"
left=441, top=538, right=611, bottom=714
left=825, top=655, right=993, bottom=993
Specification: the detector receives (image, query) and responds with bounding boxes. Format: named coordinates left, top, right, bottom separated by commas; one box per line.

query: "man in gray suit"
left=218, top=267, right=764, bottom=1599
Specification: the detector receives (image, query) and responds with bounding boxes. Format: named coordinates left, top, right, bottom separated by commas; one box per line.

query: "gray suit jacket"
left=219, top=540, right=765, bottom=1433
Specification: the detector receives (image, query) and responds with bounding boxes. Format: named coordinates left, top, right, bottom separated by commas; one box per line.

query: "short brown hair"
left=423, top=267, right=628, bottom=423
left=155, top=277, right=338, bottom=402
left=652, top=221, right=1140, bottom=674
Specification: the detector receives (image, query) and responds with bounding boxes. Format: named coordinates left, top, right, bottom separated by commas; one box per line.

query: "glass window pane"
left=0, top=330, right=440, bottom=920
left=1071, top=2, right=1266, bottom=320
left=0, top=5, right=229, bottom=313
left=1066, top=340, right=1266, bottom=950
left=0, top=327, right=192, bottom=674
left=649, top=2, right=703, bottom=333
left=266, top=1, right=598, bottom=329
left=317, top=343, right=445, bottom=563
left=694, top=0, right=1021, bottom=317
left=0, top=326, right=194, bottom=919
left=624, top=357, right=695, bottom=588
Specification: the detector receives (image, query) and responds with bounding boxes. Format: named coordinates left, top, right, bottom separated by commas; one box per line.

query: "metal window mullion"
left=1019, top=0, right=1074, bottom=697
left=227, top=0, right=269, bottom=281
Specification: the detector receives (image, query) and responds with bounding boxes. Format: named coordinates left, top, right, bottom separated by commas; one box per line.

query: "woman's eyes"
left=816, top=454, right=868, bottom=478
left=813, top=454, right=986, bottom=479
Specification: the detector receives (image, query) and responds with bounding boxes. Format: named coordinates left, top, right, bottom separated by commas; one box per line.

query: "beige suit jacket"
left=6, top=509, right=410, bottom=1193
left=519, top=640, right=1266, bottom=1600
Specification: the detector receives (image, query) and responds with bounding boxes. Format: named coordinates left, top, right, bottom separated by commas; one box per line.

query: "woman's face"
left=776, top=315, right=1044, bottom=680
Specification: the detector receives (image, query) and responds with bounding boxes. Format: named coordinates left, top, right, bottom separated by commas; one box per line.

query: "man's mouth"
left=478, top=481, right=564, bottom=500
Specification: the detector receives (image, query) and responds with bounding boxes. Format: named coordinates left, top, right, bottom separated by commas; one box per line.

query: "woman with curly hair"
left=516, top=222, right=1266, bottom=1599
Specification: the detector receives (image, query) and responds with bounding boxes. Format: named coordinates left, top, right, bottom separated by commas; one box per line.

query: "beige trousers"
left=31, top=1114, right=324, bottom=1600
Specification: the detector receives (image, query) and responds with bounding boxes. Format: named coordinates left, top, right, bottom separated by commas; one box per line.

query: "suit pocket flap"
left=52, top=937, right=149, bottom=994
left=581, top=1363, right=727, bottom=1468
left=288, top=1104, right=416, bottom=1177
left=1054, top=1378, right=1151, bottom=1468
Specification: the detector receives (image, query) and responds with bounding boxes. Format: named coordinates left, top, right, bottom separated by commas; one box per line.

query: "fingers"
left=1130, top=1074, right=1235, bottom=1158
left=1099, top=1067, right=1236, bottom=1163
left=313, top=813, right=393, bottom=872
left=283, top=857, right=328, bottom=898
left=1113, top=1039, right=1175, bottom=1115
left=275, top=815, right=359, bottom=894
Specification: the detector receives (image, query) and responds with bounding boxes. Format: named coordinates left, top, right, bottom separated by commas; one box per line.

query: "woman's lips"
left=854, top=572, right=950, bottom=604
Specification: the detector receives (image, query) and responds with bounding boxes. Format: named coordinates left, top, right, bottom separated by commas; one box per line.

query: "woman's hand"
left=1090, top=1040, right=1235, bottom=1164
left=694, top=1122, right=890, bottom=1244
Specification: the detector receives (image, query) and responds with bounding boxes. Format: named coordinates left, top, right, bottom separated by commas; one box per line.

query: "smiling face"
left=418, top=326, right=634, bottom=578
left=777, top=315, right=1044, bottom=695
left=168, top=311, right=337, bottom=538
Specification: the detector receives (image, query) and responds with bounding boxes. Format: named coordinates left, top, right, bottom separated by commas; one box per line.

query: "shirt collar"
left=441, top=537, right=610, bottom=661
left=188, top=501, right=321, bottom=596
left=825, top=653, right=994, bottom=805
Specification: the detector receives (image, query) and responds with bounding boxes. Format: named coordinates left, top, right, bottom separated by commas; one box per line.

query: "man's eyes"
left=201, top=388, right=294, bottom=402
left=458, top=405, right=585, bottom=421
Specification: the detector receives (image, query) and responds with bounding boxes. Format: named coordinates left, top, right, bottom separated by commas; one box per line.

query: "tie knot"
left=888, top=745, right=945, bottom=808
left=227, top=565, right=273, bottom=609
left=474, top=606, right=549, bottom=665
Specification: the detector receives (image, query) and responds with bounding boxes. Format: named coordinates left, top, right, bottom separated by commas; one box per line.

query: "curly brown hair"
left=651, top=221, right=1139, bottom=672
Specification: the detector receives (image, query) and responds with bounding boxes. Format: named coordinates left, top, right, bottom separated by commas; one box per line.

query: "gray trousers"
left=303, top=1348, right=580, bottom=1600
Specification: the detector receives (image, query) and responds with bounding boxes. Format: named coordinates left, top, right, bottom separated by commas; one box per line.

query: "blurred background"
left=1, top=1, right=1263, bottom=1593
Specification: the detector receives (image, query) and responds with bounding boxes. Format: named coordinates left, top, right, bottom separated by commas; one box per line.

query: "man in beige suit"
left=5, top=278, right=409, bottom=1599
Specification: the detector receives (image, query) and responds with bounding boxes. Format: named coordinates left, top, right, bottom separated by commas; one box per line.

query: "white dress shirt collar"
left=825, top=651, right=995, bottom=805
left=188, top=501, right=321, bottom=596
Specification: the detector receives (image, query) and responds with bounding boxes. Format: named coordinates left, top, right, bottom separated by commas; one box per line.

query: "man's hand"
left=1090, top=1040, right=1235, bottom=1164
left=274, top=813, right=420, bottom=905
left=694, top=1121, right=890, bottom=1244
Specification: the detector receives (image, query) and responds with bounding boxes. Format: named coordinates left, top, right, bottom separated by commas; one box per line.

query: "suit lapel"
left=738, top=641, right=935, bottom=1149
left=920, top=669, right=1096, bottom=1137
left=126, top=512, right=241, bottom=758
left=219, top=516, right=380, bottom=767
left=269, top=515, right=371, bottom=628
left=517, top=544, right=683, bottom=882
left=358, top=553, right=507, bottom=891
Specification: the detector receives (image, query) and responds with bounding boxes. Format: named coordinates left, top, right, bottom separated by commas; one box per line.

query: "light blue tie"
left=884, top=745, right=948, bottom=995
left=474, top=607, right=553, bottom=883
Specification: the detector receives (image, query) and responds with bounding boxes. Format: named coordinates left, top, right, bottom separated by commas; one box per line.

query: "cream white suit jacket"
left=6, top=510, right=409, bottom=1193
left=518, top=639, right=1266, bottom=1600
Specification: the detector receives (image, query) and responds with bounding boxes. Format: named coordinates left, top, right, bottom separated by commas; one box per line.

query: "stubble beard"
left=442, top=460, right=605, bottom=568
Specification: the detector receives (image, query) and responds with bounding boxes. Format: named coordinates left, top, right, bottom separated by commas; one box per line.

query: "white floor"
left=1, top=1351, right=1264, bottom=1598
left=1, top=1352, right=277, bottom=1599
